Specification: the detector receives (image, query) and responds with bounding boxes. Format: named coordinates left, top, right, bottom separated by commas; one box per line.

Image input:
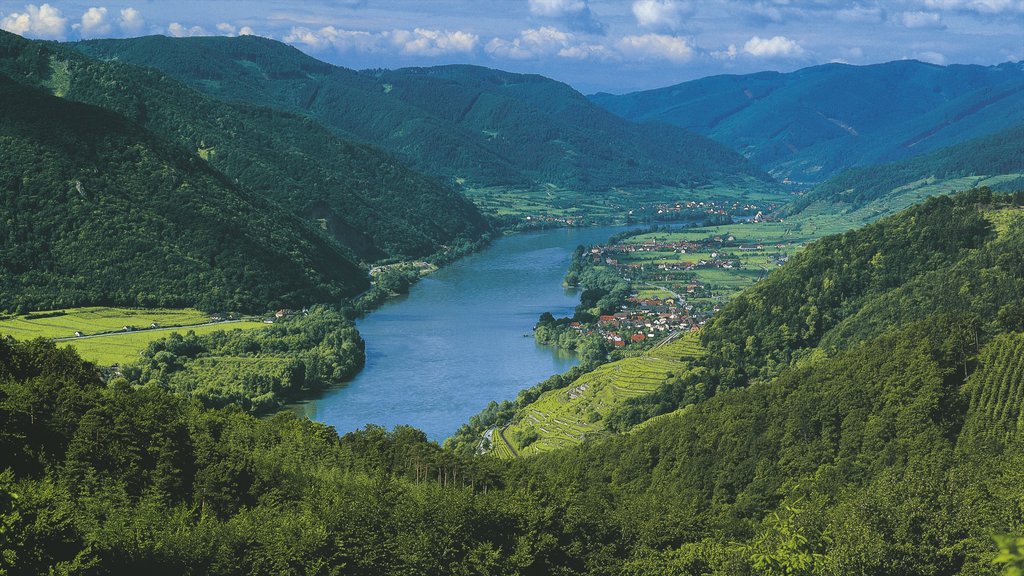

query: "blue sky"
left=1, top=0, right=1021, bottom=93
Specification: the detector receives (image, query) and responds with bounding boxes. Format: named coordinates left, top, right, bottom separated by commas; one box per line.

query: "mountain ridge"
left=72, top=34, right=776, bottom=197
left=591, top=59, right=1024, bottom=183
left=0, top=30, right=490, bottom=262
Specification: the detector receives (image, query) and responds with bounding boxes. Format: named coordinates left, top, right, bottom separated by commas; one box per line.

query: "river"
left=289, top=225, right=632, bottom=441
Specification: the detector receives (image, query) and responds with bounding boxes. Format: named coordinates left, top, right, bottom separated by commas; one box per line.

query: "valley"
left=0, top=18, right=1023, bottom=576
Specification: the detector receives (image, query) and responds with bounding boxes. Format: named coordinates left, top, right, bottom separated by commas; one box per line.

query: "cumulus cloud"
left=72, top=7, right=111, bottom=38
left=837, top=5, right=886, bottom=23
left=118, top=7, right=144, bottom=35
left=617, top=33, right=694, bottom=62
left=390, top=28, right=479, bottom=56
left=168, top=22, right=207, bottom=37
left=485, top=26, right=608, bottom=60
left=920, top=0, right=1024, bottom=13
left=528, top=0, right=605, bottom=33
left=285, top=26, right=478, bottom=57
left=285, top=26, right=381, bottom=52
left=632, top=0, right=690, bottom=32
left=486, top=26, right=572, bottom=59
left=743, top=35, right=804, bottom=57
left=899, top=11, right=946, bottom=28
left=711, top=43, right=738, bottom=60
left=0, top=3, right=68, bottom=40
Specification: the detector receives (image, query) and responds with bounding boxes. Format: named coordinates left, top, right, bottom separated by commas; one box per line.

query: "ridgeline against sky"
left=0, top=0, right=1020, bottom=93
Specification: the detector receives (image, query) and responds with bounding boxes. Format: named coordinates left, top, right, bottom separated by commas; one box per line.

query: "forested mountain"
left=72, top=35, right=775, bottom=194
left=789, top=123, right=1024, bottom=218
left=4, top=190, right=1024, bottom=574
left=0, top=74, right=367, bottom=312
left=591, top=59, right=1024, bottom=182
left=0, top=30, right=489, bottom=261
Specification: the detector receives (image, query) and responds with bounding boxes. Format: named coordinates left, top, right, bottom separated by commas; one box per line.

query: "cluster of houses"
left=568, top=296, right=707, bottom=348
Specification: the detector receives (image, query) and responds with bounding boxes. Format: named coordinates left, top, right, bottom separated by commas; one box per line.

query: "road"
left=51, top=319, right=247, bottom=342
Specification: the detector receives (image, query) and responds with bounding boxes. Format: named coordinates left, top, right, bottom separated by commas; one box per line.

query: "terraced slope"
left=495, top=336, right=704, bottom=457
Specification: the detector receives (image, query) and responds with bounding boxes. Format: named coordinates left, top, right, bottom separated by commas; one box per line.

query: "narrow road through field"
left=51, top=319, right=246, bottom=342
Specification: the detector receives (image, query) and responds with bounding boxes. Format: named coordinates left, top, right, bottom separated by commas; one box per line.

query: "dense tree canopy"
left=0, top=75, right=367, bottom=313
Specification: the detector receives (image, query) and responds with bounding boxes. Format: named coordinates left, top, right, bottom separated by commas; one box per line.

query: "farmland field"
left=67, top=322, right=269, bottom=366
left=0, top=307, right=267, bottom=365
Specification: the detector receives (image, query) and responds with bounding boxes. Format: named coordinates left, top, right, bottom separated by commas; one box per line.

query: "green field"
left=462, top=182, right=783, bottom=225
left=0, top=307, right=213, bottom=339
left=496, top=336, right=704, bottom=457
left=0, top=307, right=267, bottom=366
left=798, top=173, right=1024, bottom=229
left=67, top=322, right=269, bottom=366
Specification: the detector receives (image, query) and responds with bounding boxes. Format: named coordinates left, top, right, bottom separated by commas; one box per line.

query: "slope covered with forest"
left=72, top=35, right=775, bottom=197
left=3, top=190, right=1024, bottom=574
left=789, top=123, right=1024, bottom=220
left=0, top=74, right=367, bottom=313
left=591, top=59, right=1024, bottom=183
left=0, top=30, right=489, bottom=261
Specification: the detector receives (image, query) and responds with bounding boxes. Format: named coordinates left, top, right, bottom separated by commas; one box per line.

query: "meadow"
left=0, top=307, right=267, bottom=365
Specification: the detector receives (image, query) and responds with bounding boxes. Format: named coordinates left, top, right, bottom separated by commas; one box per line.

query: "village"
left=557, top=226, right=799, bottom=350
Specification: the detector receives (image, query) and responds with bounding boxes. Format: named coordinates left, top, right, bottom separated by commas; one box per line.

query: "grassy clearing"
left=66, top=322, right=268, bottom=366
left=984, top=206, right=1024, bottom=238
left=798, top=173, right=1024, bottom=230
left=497, top=335, right=704, bottom=457
left=0, top=307, right=267, bottom=366
left=0, top=307, right=212, bottom=339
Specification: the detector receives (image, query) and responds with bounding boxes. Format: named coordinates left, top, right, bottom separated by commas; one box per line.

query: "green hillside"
left=4, top=189, right=1024, bottom=574
left=0, top=74, right=367, bottom=312
left=790, top=124, right=1024, bottom=221
left=592, top=60, right=1024, bottom=183
left=0, top=30, right=489, bottom=261
left=72, top=35, right=777, bottom=205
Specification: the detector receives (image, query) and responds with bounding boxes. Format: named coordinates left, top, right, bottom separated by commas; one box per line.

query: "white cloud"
left=168, top=22, right=207, bottom=37
left=285, top=26, right=383, bottom=52
left=915, top=50, right=947, bottom=64
left=617, top=33, right=694, bottom=62
left=389, top=28, right=479, bottom=56
left=73, top=6, right=111, bottom=38
left=487, top=26, right=573, bottom=59
left=920, top=0, right=1024, bottom=13
left=711, top=43, right=738, bottom=60
left=899, top=11, right=945, bottom=28
left=239, top=26, right=255, bottom=36
left=836, top=5, right=886, bottom=23
left=118, top=7, right=144, bottom=35
left=529, top=0, right=586, bottom=17
left=743, top=35, right=804, bottom=57
left=632, top=0, right=690, bottom=31
left=284, top=26, right=478, bottom=57
left=528, top=0, right=604, bottom=33
left=216, top=22, right=237, bottom=35
left=0, top=3, right=68, bottom=40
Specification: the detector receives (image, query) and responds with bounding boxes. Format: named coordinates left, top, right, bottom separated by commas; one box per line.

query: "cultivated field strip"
left=963, top=333, right=1024, bottom=445
left=497, top=335, right=704, bottom=457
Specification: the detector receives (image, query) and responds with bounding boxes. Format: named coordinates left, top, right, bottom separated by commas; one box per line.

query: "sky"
left=0, top=0, right=1021, bottom=93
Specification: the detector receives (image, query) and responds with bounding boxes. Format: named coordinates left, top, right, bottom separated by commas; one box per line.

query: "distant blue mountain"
left=591, top=60, right=1024, bottom=183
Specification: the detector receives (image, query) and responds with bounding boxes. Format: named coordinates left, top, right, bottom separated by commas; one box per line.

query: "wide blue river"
left=290, top=225, right=630, bottom=441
